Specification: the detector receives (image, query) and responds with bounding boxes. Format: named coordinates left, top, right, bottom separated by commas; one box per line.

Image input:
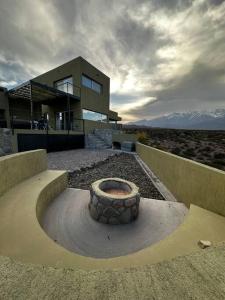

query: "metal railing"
left=9, top=106, right=122, bottom=135
left=54, top=82, right=81, bottom=98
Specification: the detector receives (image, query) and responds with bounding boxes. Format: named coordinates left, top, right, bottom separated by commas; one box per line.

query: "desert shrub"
left=182, top=148, right=195, bottom=157
left=137, top=132, right=148, bottom=145
left=214, top=152, right=225, bottom=159
left=201, top=146, right=212, bottom=152
left=200, top=151, right=211, bottom=157
left=171, top=147, right=181, bottom=155
left=212, top=159, right=225, bottom=166
left=197, top=157, right=206, bottom=163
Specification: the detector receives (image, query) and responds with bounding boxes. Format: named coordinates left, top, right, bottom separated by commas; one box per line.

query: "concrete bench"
left=0, top=150, right=225, bottom=271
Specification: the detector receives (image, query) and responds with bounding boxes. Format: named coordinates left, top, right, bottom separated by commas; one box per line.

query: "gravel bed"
left=47, top=149, right=117, bottom=171
left=69, top=153, right=164, bottom=200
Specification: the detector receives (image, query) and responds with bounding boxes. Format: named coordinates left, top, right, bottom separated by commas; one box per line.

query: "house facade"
left=1, top=56, right=121, bottom=132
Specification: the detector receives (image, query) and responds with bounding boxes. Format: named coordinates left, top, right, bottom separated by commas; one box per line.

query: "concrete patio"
left=42, top=188, right=188, bottom=258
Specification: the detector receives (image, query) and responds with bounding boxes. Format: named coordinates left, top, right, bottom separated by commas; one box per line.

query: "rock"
left=0, top=148, right=5, bottom=156
left=96, top=203, right=104, bottom=214
left=120, top=208, right=131, bottom=224
left=117, top=207, right=126, bottom=214
left=103, top=207, right=120, bottom=218
left=3, top=146, right=11, bottom=154
left=131, top=205, right=138, bottom=217
left=125, top=197, right=137, bottom=207
left=198, top=240, right=212, bottom=249
left=108, top=217, right=120, bottom=225
left=98, top=216, right=107, bottom=223
left=89, top=204, right=98, bottom=220
left=98, top=196, right=112, bottom=206
left=69, top=153, right=164, bottom=200
left=92, top=195, right=98, bottom=206
left=113, top=199, right=124, bottom=207
left=3, top=128, right=10, bottom=135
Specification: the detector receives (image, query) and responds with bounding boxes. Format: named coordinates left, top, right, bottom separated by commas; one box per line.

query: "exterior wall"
left=41, top=101, right=81, bottom=129
left=9, top=98, right=31, bottom=120
left=112, top=133, right=137, bottom=144
left=11, top=129, right=84, bottom=153
left=6, top=57, right=120, bottom=134
left=33, top=58, right=82, bottom=128
left=33, top=56, right=110, bottom=119
left=33, top=58, right=81, bottom=95
left=0, top=88, right=10, bottom=127
left=84, top=119, right=113, bottom=134
left=0, top=128, right=12, bottom=156
left=80, top=58, right=110, bottom=116
left=136, top=142, right=225, bottom=217
left=109, top=110, right=121, bottom=121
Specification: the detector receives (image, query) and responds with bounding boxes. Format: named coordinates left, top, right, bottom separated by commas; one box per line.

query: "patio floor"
left=42, top=188, right=188, bottom=258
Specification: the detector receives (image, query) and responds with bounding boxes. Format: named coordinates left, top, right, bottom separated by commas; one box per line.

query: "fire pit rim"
left=91, top=177, right=139, bottom=200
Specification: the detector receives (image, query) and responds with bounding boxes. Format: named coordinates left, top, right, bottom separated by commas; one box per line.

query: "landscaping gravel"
left=47, top=149, right=117, bottom=171
left=69, top=153, right=164, bottom=200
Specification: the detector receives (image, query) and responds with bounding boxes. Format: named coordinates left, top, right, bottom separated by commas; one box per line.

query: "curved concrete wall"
left=36, top=172, right=68, bottom=224
left=136, top=142, right=225, bottom=217
left=0, top=149, right=47, bottom=197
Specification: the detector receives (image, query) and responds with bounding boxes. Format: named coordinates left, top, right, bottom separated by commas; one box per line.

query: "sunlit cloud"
left=0, top=0, right=225, bottom=122
left=112, top=96, right=157, bottom=122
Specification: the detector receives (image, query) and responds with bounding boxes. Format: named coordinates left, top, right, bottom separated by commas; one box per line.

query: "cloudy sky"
left=0, top=0, right=225, bottom=122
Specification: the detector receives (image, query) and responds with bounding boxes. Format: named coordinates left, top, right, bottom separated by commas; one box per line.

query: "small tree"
left=137, top=132, right=148, bottom=145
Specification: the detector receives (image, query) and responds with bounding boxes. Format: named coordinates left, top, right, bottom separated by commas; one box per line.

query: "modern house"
left=0, top=56, right=121, bottom=152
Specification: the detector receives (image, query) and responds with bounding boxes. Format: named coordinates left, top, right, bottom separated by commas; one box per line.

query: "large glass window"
left=82, top=109, right=107, bottom=122
left=82, top=75, right=102, bottom=94
left=55, top=76, right=73, bottom=94
left=82, top=75, right=92, bottom=89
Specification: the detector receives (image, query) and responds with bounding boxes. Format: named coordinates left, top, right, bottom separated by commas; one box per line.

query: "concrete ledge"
left=1, top=242, right=225, bottom=299
left=0, top=149, right=47, bottom=197
left=136, top=142, right=225, bottom=216
left=0, top=148, right=225, bottom=271
left=0, top=175, right=225, bottom=270
left=0, top=170, right=67, bottom=265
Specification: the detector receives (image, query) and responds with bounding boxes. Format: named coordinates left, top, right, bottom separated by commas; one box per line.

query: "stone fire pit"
left=89, top=178, right=140, bottom=224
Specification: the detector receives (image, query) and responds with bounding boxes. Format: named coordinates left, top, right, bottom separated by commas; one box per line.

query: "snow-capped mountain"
left=128, top=109, right=225, bottom=130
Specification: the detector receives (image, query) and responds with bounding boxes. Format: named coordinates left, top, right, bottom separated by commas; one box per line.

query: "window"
left=82, top=75, right=102, bottom=94
left=82, top=75, right=92, bottom=89
left=55, top=76, right=73, bottom=94
left=82, top=109, right=107, bottom=122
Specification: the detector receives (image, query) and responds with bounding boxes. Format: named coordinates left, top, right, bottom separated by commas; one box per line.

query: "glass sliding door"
left=55, top=111, right=74, bottom=130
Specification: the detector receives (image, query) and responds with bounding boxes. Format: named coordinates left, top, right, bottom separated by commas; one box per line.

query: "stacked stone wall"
left=0, top=128, right=12, bottom=156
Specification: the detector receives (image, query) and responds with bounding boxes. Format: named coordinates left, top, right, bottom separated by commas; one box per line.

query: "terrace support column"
left=67, top=93, right=71, bottom=135
left=30, top=83, right=33, bottom=130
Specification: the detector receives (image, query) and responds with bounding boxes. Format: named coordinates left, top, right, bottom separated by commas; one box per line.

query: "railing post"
left=67, top=87, right=71, bottom=135
left=30, top=83, right=33, bottom=130
left=10, top=106, right=14, bottom=135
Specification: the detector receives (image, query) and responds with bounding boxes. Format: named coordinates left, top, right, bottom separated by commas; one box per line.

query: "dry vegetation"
left=125, top=127, right=225, bottom=171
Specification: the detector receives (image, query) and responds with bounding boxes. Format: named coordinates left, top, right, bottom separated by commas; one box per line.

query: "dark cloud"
left=0, top=0, right=225, bottom=121
left=208, top=0, right=225, bottom=6
left=126, top=62, right=225, bottom=118
left=151, top=0, right=192, bottom=10
left=0, top=61, right=30, bottom=86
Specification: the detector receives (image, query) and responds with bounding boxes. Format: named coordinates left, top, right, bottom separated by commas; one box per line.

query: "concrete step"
left=85, top=132, right=111, bottom=149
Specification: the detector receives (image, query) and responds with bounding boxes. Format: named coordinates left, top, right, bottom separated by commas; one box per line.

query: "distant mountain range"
left=127, top=109, right=225, bottom=130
